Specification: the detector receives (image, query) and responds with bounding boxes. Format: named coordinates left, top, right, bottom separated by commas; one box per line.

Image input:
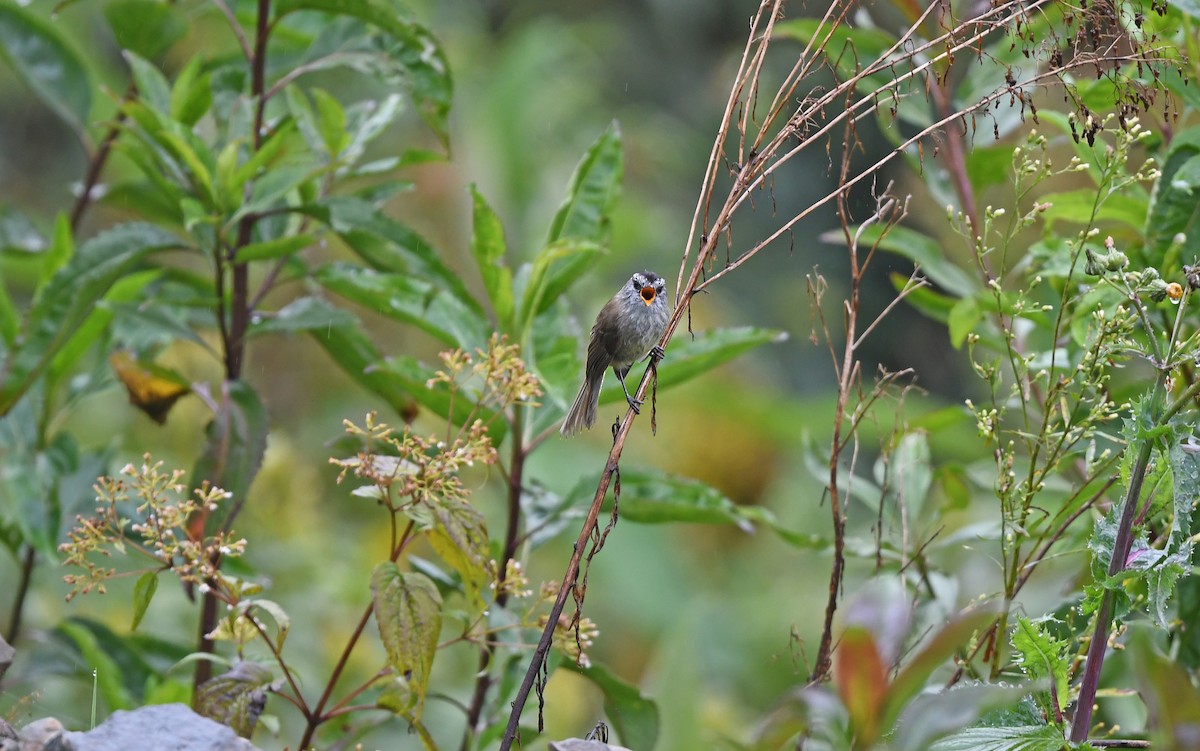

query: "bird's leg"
left=614, top=366, right=641, bottom=414
left=648, top=345, right=666, bottom=364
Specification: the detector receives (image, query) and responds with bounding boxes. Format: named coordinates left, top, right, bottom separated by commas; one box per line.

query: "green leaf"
left=890, top=430, right=932, bottom=525
left=234, top=233, right=314, bottom=263
left=124, top=50, right=173, bottom=115
left=310, top=88, right=349, bottom=157
left=0, top=4, right=92, bottom=133
left=1041, top=186, right=1149, bottom=233
left=194, top=661, right=273, bottom=738
left=56, top=619, right=135, bottom=710
left=104, top=0, right=186, bottom=61
left=927, top=724, right=1066, bottom=751
left=312, top=197, right=482, bottom=316
left=469, top=186, right=514, bottom=329
left=568, top=662, right=660, bottom=750
left=947, top=296, right=982, bottom=349
left=0, top=222, right=180, bottom=414
left=131, top=571, right=159, bottom=631
left=1129, top=624, right=1200, bottom=750
left=893, top=683, right=1040, bottom=751
left=547, top=121, right=623, bottom=245
left=425, top=496, right=490, bottom=614
left=170, top=55, right=213, bottom=128
left=1146, top=128, right=1200, bottom=261
left=244, top=599, right=290, bottom=650
left=1010, top=616, right=1069, bottom=718
left=0, top=204, right=47, bottom=255
left=314, top=263, right=489, bottom=350
left=39, top=212, right=74, bottom=288
left=248, top=296, right=358, bottom=336
left=189, top=381, right=268, bottom=535
left=517, top=238, right=606, bottom=329
left=1170, top=429, right=1200, bottom=544
left=372, top=562, right=442, bottom=720
left=308, top=321, right=415, bottom=418
left=597, top=326, right=787, bottom=405
left=562, top=468, right=753, bottom=529
left=274, top=0, right=452, bottom=145
left=821, top=225, right=978, bottom=293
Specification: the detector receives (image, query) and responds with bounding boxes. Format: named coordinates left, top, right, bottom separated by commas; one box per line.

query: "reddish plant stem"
left=69, top=84, right=135, bottom=233
left=461, top=407, right=527, bottom=749
left=196, top=0, right=271, bottom=693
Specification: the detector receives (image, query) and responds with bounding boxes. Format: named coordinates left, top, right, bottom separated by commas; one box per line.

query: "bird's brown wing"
left=585, top=299, right=622, bottom=384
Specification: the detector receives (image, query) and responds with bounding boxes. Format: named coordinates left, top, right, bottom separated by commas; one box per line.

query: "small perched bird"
left=561, top=271, right=669, bottom=436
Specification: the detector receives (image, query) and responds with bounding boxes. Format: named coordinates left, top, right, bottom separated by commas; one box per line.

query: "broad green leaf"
left=342, top=94, right=405, bottom=167
left=517, top=238, right=605, bottom=329
left=233, top=162, right=320, bottom=220
left=311, top=197, right=481, bottom=315
left=189, top=381, right=268, bottom=536
left=131, top=571, right=159, bottom=631
left=563, top=468, right=753, bottom=528
left=308, top=322, right=414, bottom=417
left=244, top=599, right=290, bottom=649
left=274, top=0, right=452, bottom=145
left=890, top=430, right=932, bottom=526
left=0, top=222, right=181, bottom=414
left=56, top=619, right=135, bottom=710
left=1146, top=127, right=1200, bottom=261
left=194, top=661, right=272, bottom=738
left=310, top=88, right=349, bottom=157
left=39, top=212, right=73, bottom=288
left=248, top=296, right=358, bottom=336
left=547, top=122, right=623, bottom=245
left=884, top=601, right=998, bottom=722
left=893, top=683, right=1040, bottom=751
left=469, top=186, right=514, bottom=329
left=928, top=724, right=1066, bottom=751
left=124, top=50, right=173, bottom=116
left=1172, top=427, right=1200, bottom=545
left=597, top=326, right=787, bottom=405
left=48, top=266, right=170, bottom=383
left=1010, top=616, right=1069, bottom=717
left=821, top=225, right=978, bottom=293
left=947, top=296, right=982, bottom=349
left=372, top=562, right=442, bottom=720
left=568, top=662, right=660, bottom=750
left=105, top=0, right=186, bottom=62
left=234, top=233, right=315, bottom=263
left=1041, top=186, right=1149, bottom=233
left=425, top=496, right=490, bottom=614
left=314, top=262, right=489, bottom=350
left=0, top=204, right=47, bottom=255
left=169, top=56, right=213, bottom=128
left=1129, top=625, right=1200, bottom=750
left=0, top=4, right=92, bottom=133
left=0, top=282, right=16, bottom=346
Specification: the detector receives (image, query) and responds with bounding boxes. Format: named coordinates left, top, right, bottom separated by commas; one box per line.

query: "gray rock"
left=0, top=633, right=13, bottom=680
left=60, top=704, right=260, bottom=751
left=18, top=717, right=64, bottom=751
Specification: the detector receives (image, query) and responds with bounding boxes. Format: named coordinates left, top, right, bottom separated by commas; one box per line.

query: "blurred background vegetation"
left=2, top=0, right=1178, bottom=749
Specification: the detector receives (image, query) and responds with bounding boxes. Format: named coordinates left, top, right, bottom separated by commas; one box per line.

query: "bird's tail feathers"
left=560, top=375, right=602, bottom=435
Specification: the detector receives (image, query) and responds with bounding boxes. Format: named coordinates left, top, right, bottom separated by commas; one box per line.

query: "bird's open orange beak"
left=640, top=286, right=656, bottom=305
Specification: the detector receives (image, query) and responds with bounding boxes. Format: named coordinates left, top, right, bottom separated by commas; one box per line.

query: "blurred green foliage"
left=6, top=1, right=1200, bottom=751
